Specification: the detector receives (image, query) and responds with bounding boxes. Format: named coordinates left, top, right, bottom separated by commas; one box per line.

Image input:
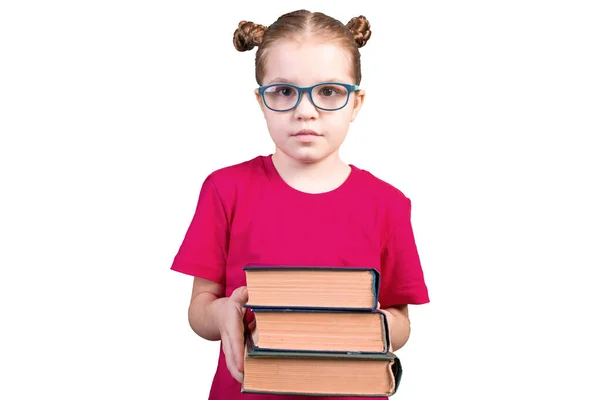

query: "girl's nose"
left=294, top=91, right=318, bottom=119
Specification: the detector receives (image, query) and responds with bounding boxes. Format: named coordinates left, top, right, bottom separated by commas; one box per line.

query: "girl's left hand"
left=377, top=302, right=394, bottom=351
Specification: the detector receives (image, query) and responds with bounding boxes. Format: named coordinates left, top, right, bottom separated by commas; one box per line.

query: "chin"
left=287, top=147, right=333, bottom=164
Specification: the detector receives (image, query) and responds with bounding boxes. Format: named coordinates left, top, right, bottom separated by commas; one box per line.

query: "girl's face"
left=255, top=39, right=365, bottom=164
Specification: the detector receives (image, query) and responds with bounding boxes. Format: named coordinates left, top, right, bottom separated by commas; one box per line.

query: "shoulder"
left=201, top=155, right=268, bottom=200
left=350, top=165, right=414, bottom=238
left=205, top=155, right=266, bottom=185
left=351, top=165, right=411, bottom=209
left=208, top=155, right=265, bottom=180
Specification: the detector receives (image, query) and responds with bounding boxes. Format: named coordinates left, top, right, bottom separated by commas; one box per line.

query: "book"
left=248, top=309, right=391, bottom=354
left=242, top=337, right=402, bottom=397
left=244, top=266, right=380, bottom=310
left=241, top=265, right=401, bottom=397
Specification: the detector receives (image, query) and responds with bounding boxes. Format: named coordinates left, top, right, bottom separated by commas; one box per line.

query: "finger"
left=225, top=333, right=244, bottom=383
left=232, top=368, right=243, bottom=384
left=222, top=336, right=234, bottom=373
left=222, top=335, right=234, bottom=371
left=223, top=334, right=243, bottom=383
left=227, top=318, right=245, bottom=373
left=230, top=286, right=248, bottom=305
left=225, top=332, right=241, bottom=374
left=377, top=301, right=381, bottom=309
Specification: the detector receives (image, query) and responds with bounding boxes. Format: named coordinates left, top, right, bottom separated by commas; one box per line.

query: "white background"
left=1, top=1, right=599, bottom=399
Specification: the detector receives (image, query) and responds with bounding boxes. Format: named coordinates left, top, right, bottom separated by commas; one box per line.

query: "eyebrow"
left=264, top=77, right=348, bottom=85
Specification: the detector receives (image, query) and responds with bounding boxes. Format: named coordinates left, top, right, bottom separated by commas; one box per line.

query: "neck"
left=271, top=149, right=351, bottom=194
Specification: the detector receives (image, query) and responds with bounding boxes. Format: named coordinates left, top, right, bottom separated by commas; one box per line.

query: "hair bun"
left=346, top=15, right=371, bottom=48
left=233, top=21, right=267, bottom=51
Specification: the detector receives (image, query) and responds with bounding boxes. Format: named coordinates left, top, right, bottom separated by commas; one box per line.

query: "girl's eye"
left=274, top=86, right=296, bottom=96
left=319, top=86, right=339, bottom=96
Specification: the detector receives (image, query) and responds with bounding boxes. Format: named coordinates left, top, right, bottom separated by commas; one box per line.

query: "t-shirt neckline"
left=263, top=154, right=357, bottom=197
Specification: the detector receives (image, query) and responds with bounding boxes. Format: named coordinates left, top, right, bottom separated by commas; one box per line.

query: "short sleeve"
left=379, top=197, right=430, bottom=308
left=170, top=175, right=229, bottom=285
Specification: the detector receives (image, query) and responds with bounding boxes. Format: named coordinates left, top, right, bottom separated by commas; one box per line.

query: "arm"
left=378, top=197, right=428, bottom=352
left=381, top=305, right=411, bottom=352
left=188, top=277, right=226, bottom=341
left=173, top=174, right=231, bottom=340
left=187, top=277, right=248, bottom=383
left=171, top=175, right=245, bottom=381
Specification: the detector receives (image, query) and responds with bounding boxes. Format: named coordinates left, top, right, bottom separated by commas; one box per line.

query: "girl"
left=171, top=9, right=429, bottom=400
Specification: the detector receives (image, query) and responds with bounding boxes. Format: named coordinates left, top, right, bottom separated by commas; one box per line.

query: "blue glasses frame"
left=257, top=82, right=360, bottom=112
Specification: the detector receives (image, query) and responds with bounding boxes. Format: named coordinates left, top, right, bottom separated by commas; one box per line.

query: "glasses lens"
left=263, top=85, right=299, bottom=111
left=311, top=84, right=349, bottom=110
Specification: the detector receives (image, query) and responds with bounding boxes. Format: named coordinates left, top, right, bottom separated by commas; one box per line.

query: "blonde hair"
left=233, top=10, right=371, bottom=85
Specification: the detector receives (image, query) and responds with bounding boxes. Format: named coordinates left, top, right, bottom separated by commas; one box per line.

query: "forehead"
left=262, top=39, right=353, bottom=85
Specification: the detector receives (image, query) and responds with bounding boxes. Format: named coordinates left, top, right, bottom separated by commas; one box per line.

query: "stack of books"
left=241, top=266, right=402, bottom=397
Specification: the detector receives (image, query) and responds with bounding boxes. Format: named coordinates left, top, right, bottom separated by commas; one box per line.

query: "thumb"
left=230, top=286, right=248, bottom=304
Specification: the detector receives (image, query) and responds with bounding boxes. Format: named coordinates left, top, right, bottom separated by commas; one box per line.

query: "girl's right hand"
left=217, top=286, right=250, bottom=383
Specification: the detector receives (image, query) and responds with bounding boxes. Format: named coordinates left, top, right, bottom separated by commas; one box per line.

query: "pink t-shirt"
left=171, top=155, right=429, bottom=400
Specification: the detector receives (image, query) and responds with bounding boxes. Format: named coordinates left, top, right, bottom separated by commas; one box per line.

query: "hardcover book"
left=242, top=337, right=402, bottom=397
left=248, top=308, right=391, bottom=354
left=244, top=266, right=381, bottom=311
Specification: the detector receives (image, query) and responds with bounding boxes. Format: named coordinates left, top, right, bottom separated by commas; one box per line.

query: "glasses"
left=257, top=82, right=360, bottom=112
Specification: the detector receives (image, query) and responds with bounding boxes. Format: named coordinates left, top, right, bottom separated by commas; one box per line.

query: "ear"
left=350, top=89, right=365, bottom=122
left=254, top=88, right=263, bottom=107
